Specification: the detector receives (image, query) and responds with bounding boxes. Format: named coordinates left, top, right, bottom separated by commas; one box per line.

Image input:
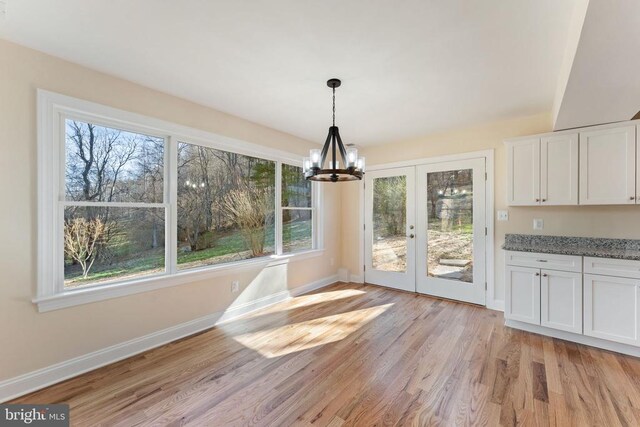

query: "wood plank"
left=9, top=282, right=640, bottom=426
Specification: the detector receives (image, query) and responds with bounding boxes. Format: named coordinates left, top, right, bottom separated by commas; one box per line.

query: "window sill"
left=33, top=249, right=325, bottom=312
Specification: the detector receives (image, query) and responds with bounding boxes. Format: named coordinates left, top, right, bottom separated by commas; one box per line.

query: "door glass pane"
left=372, top=176, right=406, bottom=272
left=426, top=169, right=473, bottom=283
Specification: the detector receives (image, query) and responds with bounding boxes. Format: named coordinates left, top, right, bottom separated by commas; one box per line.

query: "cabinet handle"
left=536, top=260, right=548, bottom=262
left=631, top=196, right=636, bottom=200
left=542, top=273, right=548, bottom=277
left=542, top=199, right=547, bottom=202
left=535, top=198, right=540, bottom=202
left=535, top=272, right=540, bottom=276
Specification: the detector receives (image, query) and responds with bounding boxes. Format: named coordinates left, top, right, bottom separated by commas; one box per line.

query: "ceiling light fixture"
left=304, top=79, right=365, bottom=182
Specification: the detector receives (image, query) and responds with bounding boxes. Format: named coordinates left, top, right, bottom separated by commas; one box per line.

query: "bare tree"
left=222, top=187, right=273, bottom=256
left=64, top=217, right=106, bottom=278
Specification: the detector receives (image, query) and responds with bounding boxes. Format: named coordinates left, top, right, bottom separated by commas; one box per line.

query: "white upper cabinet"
left=506, top=133, right=578, bottom=206
left=541, top=133, right=578, bottom=205
left=507, top=138, right=540, bottom=205
left=579, top=125, right=636, bottom=205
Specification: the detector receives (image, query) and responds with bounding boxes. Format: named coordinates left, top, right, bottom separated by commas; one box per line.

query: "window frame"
left=279, top=164, right=317, bottom=254
left=36, top=90, right=323, bottom=312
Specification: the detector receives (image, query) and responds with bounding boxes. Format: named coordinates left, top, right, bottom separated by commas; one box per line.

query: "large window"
left=37, top=91, right=320, bottom=309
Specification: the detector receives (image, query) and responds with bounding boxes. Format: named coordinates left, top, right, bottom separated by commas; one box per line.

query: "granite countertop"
left=502, top=234, right=640, bottom=261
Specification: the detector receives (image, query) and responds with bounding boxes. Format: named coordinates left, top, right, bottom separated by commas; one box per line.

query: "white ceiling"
left=554, top=0, right=640, bottom=130
left=0, top=0, right=578, bottom=146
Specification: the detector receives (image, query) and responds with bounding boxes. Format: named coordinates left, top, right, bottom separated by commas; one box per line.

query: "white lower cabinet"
left=505, top=265, right=540, bottom=325
left=584, top=273, right=640, bottom=346
left=541, top=270, right=582, bottom=334
left=505, top=251, right=640, bottom=355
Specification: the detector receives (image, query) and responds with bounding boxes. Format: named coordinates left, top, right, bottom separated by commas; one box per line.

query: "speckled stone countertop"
left=502, top=234, right=640, bottom=261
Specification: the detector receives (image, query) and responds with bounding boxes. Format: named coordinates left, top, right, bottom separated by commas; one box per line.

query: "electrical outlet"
left=231, top=281, right=240, bottom=293
left=533, top=218, right=544, bottom=230
left=497, top=210, right=509, bottom=221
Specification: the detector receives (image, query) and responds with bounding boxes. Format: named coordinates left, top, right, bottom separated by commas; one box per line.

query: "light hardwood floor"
left=12, top=282, right=640, bottom=426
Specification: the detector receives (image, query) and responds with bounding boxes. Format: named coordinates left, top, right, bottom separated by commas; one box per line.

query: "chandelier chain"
left=332, top=87, right=336, bottom=127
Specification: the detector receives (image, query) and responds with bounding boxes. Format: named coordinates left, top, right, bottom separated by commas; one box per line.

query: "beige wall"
left=341, top=112, right=640, bottom=305
left=0, top=39, right=340, bottom=381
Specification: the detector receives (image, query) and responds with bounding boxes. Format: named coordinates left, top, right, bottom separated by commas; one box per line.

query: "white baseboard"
left=0, top=275, right=338, bottom=403
left=349, top=274, right=364, bottom=284
left=486, top=299, right=504, bottom=312
left=505, top=319, right=640, bottom=357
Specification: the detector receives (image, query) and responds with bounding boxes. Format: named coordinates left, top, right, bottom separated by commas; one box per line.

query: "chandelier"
left=303, top=79, right=365, bottom=182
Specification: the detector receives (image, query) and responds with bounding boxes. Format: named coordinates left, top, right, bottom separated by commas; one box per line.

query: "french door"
left=364, top=159, right=486, bottom=305
left=364, top=167, right=416, bottom=292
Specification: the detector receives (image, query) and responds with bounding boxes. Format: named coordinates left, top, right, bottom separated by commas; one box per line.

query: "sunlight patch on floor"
left=232, top=303, right=393, bottom=358
left=243, top=288, right=367, bottom=318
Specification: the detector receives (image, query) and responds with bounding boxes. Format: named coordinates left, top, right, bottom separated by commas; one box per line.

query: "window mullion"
left=275, top=161, right=283, bottom=255
left=168, top=136, right=178, bottom=274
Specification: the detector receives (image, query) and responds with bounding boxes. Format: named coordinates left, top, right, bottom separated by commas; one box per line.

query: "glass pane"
left=282, top=164, right=311, bottom=208
left=283, top=209, right=313, bottom=253
left=176, top=142, right=275, bottom=270
left=426, top=169, right=473, bottom=283
left=65, top=119, right=164, bottom=203
left=372, top=176, right=406, bottom=272
left=64, top=206, right=165, bottom=288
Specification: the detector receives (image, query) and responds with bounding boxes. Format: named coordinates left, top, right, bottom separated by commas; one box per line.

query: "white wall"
left=0, top=39, right=340, bottom=382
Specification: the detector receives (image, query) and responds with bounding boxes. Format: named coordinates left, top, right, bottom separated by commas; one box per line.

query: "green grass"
left=65, top=220, right=312, bottom=287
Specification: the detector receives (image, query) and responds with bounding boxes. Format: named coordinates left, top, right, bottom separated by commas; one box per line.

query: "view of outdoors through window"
left=176, top=142, right=275, bottom=270
left=372, top=176, right=407, bottom=272
left=62, top=120, right=314, bottom=289
left=64, top=120, right=165, bottom=287
left=282, top=164, right=313, bottom=253
left=426, top=169, right=473, bottom=283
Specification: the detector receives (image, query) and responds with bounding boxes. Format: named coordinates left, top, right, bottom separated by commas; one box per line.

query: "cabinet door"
left=579, top=125, right=636, bottom=205
left=540, top=133, right=578, bottom=205
left=507, top=138, right=540, bottom=206
left=584, top=274, right=640, bottom=346
left=541, top=270, right=582, bottom=333
left=505, top=265, right=540, bottom=325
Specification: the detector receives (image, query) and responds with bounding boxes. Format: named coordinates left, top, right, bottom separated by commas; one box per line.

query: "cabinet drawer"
left=505, top=251, right=582, bottom=272
left=584, top=257, right=640, bottom=279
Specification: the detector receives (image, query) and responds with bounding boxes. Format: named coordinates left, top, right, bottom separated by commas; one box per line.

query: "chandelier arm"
left=334, top=128, right=348, bottom=167
left=332, top=130, right=337, bottom=170
left=319, top=129, right=332, bottom=166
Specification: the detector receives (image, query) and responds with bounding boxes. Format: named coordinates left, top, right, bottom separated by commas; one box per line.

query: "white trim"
left=367, top=149, right=495, bottom=171
left=361, top=149, right=499, bottom=310
left=33, top=249, right=325, bottom=312
left=37, top=90, right=323, bottom=309
left=39, top=90, right=302, bottom=164
left=505, top=319, right=640, bottom=357
left=3, top=275, right=338, bottom=403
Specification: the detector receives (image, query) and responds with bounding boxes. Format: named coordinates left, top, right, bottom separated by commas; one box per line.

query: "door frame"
left=358, top=149, right=498, bottom=310
left=415, top=158, right=486, bottom=305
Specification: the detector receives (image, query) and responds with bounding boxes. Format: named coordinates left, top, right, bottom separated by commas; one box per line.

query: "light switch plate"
left=497, top=210, right=509, bottom=221
left=533, top=218, right=544, bottom=230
